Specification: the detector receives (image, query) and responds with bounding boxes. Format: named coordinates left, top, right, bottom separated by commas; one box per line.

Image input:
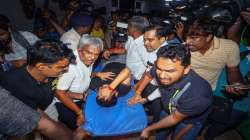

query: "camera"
left=113, top=21, right=128, bottom=43
left=164, top=0, right=243, bottom=36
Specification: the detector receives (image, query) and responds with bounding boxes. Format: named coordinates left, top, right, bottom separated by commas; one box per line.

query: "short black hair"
left=0, top=41, right=6, bottom=53
left=0, top=22, right=9, bottom=31
left=0, top=14, right=10, bottom=25
left=145, top=25, right=166, bottom=38
left=0, top=41, right=11, bottom=54
left=157, top=43, right=190, bottom=67
left=96, top=95, right=117, bottom=107
left=91, top=62, right=131, bottom=107
left=187, top=18, right=215, bottom=36
left=27, top=39, right=75, bottom=66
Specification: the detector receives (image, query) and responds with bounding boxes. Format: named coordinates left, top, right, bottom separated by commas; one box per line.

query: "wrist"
left=95, top=72, right=100, bottom=77
left=145, top=126, right=152, bottom=132
left=76, top=110, right=82, bottom=116
left=135, top=90, right=141, bottom=95
left=108, top=85, right=115, bottom=92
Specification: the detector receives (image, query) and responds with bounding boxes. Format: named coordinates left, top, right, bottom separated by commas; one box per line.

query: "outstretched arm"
left=128, top=72, right=153, bottom=105
left=98, top=68, right=131, bottom=100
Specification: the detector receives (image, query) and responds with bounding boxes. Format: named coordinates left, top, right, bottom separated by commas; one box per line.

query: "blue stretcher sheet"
left=82, top=89, right=147, bottom=136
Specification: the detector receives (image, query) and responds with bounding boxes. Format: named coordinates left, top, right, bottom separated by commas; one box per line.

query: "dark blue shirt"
left=150, top=68, right=213, bottom=123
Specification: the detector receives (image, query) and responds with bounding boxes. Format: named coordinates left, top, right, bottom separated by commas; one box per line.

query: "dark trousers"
left=204, top=109, right=246, bottom=140
left=156, top=111, right=203, bottom=140
left=55, top=101, right=83, bottom=129
left=135, top=80, right=162, bottom=122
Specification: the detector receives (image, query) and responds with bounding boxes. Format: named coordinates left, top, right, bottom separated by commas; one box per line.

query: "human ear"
left=35, top=63, right=48, bottom=71
left=184, top=65, right=191, bottom=75
left=206, top=34, right=213, bottom=42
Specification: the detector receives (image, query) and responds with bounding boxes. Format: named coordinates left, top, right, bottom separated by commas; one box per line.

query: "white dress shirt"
left=125, top=35, right=149, bottom=80
left=5, top=31, right=39, bottom=61
left=56, top=50, right=93, bottom=100
left=60, top=28, right=81, bottom=51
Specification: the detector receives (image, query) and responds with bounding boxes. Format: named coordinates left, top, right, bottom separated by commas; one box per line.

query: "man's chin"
left=160, top=80, right=171, bottom=86
left=188, top=46, right=197, bottom=52
left=85, top=61, right=94, bottom=66
left=146, top=48, right=154, bottom=52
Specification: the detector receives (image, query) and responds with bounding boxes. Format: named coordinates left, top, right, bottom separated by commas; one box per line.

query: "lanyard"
left=168, top=89, right=180, bottom=113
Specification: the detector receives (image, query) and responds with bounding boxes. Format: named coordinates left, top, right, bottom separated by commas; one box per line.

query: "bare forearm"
left=66, top=91, right=83, bottom=100
left=48, top=19, right=65, bottom=35
left=91, top=72, right=99, bottom=78
left=135, top=72, right=153, bottom=95
left=37, top=113, right=73, bottom=140
left=109, top=68, right=130, bottom=89
left=227, top=66, right=242, bottom=84
left=61, top=10, right=74, bottom=29
left=55, top=91, right=81, bottom=114
left=147, top=113, right=180, bottom=131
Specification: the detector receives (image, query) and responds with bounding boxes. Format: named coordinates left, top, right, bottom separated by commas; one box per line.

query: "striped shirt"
left=191, top=36, right=240, bottom=90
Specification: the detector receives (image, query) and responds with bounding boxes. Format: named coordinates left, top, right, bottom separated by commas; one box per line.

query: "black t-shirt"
left=0, top=66, right=54, bottom=110
left=150, top=68, right=213, bottom=124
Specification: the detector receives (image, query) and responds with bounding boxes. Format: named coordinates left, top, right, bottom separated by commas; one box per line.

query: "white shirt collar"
left=152, top=41, right=168, bottom=54
left=133, top=35, right=144, bottom=46
left=161, top=41, right=168, bottom=47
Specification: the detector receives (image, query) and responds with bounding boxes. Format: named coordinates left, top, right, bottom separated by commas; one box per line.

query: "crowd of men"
left=0, top=1, right=250, bottom=140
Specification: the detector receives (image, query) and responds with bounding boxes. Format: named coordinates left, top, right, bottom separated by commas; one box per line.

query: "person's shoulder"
left=18, top=31, right=39, bottom=45
left=19, top=31, right=35, bottom=36
left=189, top=70, right=212, bottom=91
left=218, top=37, right=239, bottom=50
left=2, top=67, right=24, bottom=78
left=0, top=67, right=28, bottom=90
left=60, top=32, right=72, bottom=40
left=64, top=64, right=78, bottom=75
left=19, top=31, right=39, bottom=39
left=179, top=71, right=213, bottom=105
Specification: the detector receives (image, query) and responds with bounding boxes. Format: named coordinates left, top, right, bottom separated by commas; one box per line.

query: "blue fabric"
left=43, top=32, right=60, bottom=40
left=167, top=37, right=182, bottom=44
left=173, top=121, right=202, bottom=140
left=70, top=13, right=93, bottom=27
left=156, top=111, right=203, bottom=140
left=93, top=60, right=104, bottom=72
left=82, top=89, right=147, bottom=136
left=1, top=61, right=12, bottom=72
left=214, top=44, right=250, bottom=112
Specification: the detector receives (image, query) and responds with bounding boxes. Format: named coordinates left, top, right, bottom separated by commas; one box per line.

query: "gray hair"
left=129, top=16, right=150, bottom=33
left=78, top=35, right=103, bottom=51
